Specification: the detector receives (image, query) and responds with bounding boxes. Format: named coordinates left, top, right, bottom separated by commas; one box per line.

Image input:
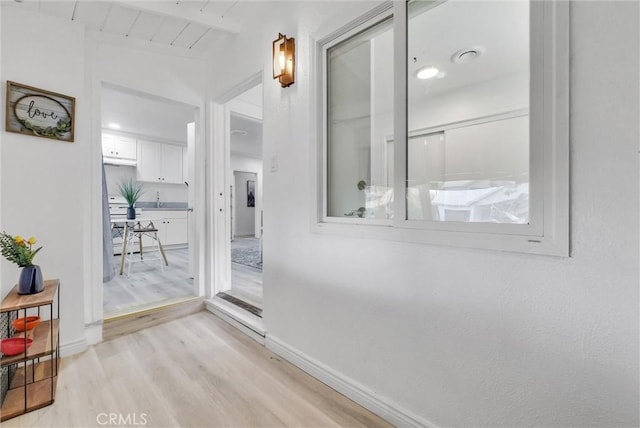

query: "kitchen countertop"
left=139, top=207, right=189, bottom=211
left=136, top=202, right=188, bottom=211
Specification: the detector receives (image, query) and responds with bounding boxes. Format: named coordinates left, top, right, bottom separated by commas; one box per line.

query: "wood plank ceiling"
left=16, top=1, right=241, bottom=52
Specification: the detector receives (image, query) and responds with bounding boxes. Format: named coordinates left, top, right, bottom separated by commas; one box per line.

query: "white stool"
left=122, top=221, right=168, bottom=277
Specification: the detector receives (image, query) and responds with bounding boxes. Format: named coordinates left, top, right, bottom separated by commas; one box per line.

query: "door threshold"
left=205, top=297, right=265, bottom=344
left=104, top=295, right=202, bottom=321
left=103, top=296, right=204, bottom=340
left=216, top=292, right=262, bottom=318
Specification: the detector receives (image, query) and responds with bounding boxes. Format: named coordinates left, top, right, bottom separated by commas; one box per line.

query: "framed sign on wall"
left=5, top=81, right=75, bottom=142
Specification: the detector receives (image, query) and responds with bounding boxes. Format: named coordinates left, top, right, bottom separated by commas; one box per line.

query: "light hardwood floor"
left=229, top=238, right=263, bottom=308
left=103, top=248, right=195, bottom=317
left=4, top=312, right=391, bottom=428
left=229, top=263, right=262, bottom=308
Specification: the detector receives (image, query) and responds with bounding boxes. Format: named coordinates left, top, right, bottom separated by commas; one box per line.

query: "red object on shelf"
left=12, top=316, right=41, bottom=332
left=1, top=338, right=33, bottom=356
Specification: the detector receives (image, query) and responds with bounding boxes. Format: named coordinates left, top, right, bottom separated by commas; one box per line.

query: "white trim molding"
left=205, top=298, right=265, bottom=344
left=60, top=337, right=88, bottom=358
left=266, top=335, right=439, bottom=428
left=84, top=321, right=103, bottom=346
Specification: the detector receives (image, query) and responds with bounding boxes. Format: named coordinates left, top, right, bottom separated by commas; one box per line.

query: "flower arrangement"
left=18, top=116, right=72, bottom=139
left=117, top=179, right=144, bottom=207
left=0, top=232, right=42, bottom=267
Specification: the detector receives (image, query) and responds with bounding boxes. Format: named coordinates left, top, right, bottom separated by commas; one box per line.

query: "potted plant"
left=0, top=232, right=44, bottom=294
left=118, top=179, right=144, bottom=220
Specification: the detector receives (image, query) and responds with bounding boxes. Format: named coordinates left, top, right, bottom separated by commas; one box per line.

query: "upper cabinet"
left=182, top=146, right=188, bottom=185
left=102, top=133, right=137, bottom=165
left=137, top=140, right=183, bottom=184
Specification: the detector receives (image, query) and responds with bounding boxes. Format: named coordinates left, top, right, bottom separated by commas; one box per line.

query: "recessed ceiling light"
left=451, top=47, right=485, bottom=64
left=416, top=66, right=440, bottom=80
left=108, top=123, right=121, bottom=130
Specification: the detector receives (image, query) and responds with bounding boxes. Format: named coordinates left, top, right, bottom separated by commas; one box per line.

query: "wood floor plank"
left=104, top=248, right=195, bottom=315
left=2, top=312, right=391, bottom=428
left=230, top=238, right=263, bottom=308
left=103, top=297, right=204, bottom=339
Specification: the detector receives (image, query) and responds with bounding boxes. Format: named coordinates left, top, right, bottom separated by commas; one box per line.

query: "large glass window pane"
left=407, top=1, right=530, bottom=224
left=327, top=18, right=393, bottom=219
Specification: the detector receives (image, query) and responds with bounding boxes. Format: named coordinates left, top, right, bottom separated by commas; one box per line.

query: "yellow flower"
left=14, top=235, right=25, bottom=246
left=27, top=237, right=37, bottom=245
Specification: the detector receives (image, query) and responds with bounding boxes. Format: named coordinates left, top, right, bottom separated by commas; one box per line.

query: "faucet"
left=156, top=191, right=161, bottom=208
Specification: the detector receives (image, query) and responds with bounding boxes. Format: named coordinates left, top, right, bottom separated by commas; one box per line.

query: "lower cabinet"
left=164, top=218, right=188, bottom=246
left=138, top=212, right=187, bottom=248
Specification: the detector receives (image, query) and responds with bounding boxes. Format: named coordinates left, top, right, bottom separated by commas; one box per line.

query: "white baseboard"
left=204, top=298, right=265, bottom=345
left=266, top=336, right=437, bottom=428
left=84, top=322, right=103, bottom=345
left=60, top=337, right=88, bottom=358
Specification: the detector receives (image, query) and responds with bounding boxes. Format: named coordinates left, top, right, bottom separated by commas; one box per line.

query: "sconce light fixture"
left=273, top=33, right=295, bottom=88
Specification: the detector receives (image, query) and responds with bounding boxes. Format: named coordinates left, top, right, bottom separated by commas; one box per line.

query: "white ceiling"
left=102, top=83, right=262, bottom=153
left=230, top=84, right=263, bottom=159
left=407, top=0, right=529, bottom=98
left=332, top=1, right=529, bottom=102
left=230, top=113, right=262, bottom=159
left=3, top=1, right=380, bottom=56
left=3, top=0, right=245, bottom=53
left=102, top=84, right=197, bottom=143
left=10, top=0, right=526, bottom=150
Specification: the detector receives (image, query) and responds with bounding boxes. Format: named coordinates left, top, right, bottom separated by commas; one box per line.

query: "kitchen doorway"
left=100, top=83, right=199, bottom=318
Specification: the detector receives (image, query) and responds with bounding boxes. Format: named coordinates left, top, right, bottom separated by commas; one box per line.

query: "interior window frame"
left=316, top=0, right=569, bottom=256
left=320, top=5, right=395, bottom=227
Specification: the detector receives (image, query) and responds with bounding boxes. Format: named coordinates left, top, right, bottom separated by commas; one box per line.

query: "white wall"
left=1, top=4, right=209, bottom=347
left=213, top=1, right=639, bottom=426
left=231, top=155, right=263, bottom=239
left=1, top=7, right=89, bottom=351
left=234, top=171, right=257, bottom=237
left=1, top=2, right=637, bottom=427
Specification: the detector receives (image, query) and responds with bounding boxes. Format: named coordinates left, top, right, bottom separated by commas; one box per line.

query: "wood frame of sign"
left=5, top=81, right=75, bottom=142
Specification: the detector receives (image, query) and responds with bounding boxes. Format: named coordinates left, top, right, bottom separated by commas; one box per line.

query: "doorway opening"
left=216, top=84, right=263, bottom=317
left=100, top=83, right=199, bottom=318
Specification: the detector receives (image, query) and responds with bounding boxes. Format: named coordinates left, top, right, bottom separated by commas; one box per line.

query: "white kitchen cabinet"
left=164, top=218, right=188, bottom=245
left=162, top=144, right=183, bottom=184
left=137, top=140, right=183, bottom=184
left=182, top=146, right=188, bottom=185
left=102, top=133, right=136, bottom=160
left=138, top=211, right=188, bottom=248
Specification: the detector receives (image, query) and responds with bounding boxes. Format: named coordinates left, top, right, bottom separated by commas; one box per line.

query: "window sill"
left=314, top=220, right=568, bottom=257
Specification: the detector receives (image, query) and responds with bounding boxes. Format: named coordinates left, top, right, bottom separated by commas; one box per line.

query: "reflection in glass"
left=407, top=1, right=530, bottom=224
left=327, top=18, right=393, bottom=219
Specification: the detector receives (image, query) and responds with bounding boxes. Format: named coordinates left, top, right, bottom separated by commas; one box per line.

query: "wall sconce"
left=273, top=33, right=295, bottom=88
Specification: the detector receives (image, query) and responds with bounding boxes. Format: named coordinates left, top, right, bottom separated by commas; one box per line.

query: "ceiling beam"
left=112, top=0, right=241, bottom=34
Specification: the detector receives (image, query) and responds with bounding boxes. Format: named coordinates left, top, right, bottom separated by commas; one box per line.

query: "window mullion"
left=392, top=0, right=408, bottom=227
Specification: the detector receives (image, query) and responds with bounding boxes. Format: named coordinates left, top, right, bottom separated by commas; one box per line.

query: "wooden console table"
left=0, top=279, right=59, bottom=421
